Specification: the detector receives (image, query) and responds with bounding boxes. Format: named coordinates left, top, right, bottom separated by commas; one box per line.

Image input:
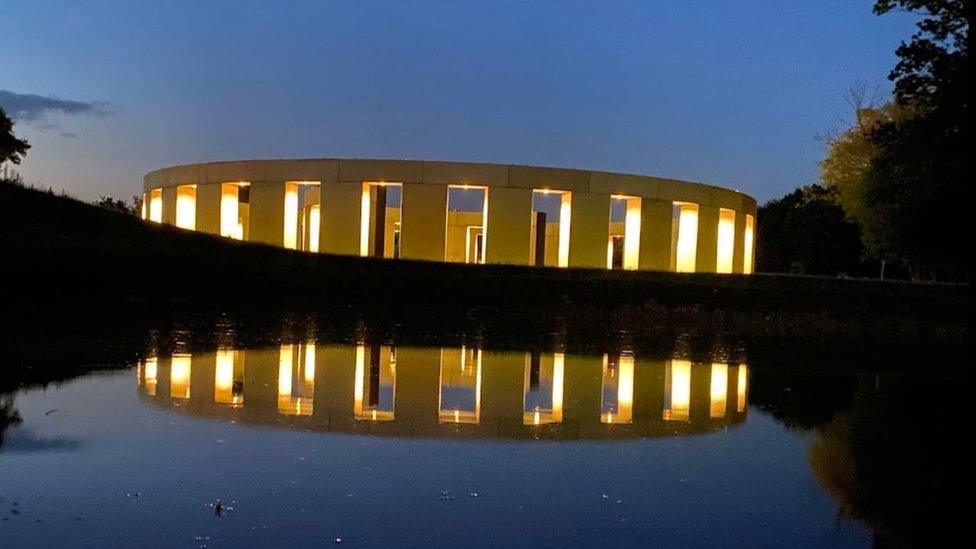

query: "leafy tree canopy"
left=757, top=185, right=864, bottom=276
left=0, top=107, right=31, bottom=166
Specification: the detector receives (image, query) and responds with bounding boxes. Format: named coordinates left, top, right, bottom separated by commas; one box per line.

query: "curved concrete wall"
left=143, top=159, right=757, bottom=273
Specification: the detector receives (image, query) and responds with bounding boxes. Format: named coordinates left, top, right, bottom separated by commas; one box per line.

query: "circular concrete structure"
left=143, top=159, right=756, bottom=273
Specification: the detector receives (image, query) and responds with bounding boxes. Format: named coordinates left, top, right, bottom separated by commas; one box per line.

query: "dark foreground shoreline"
left=1, top=183, right=969, bottom=373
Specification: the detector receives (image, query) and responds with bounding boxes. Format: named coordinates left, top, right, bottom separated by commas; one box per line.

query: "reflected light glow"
left=664, top=359, right=691, bottom=421
left=170, top=354, right=191, bottom=399
left=737, top=365, right=748, bottom=413
left=710, top=363, right=728, bottom=418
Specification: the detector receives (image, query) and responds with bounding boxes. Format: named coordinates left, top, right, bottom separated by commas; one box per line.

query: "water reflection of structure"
left=137, top=345, right=747, bottom=440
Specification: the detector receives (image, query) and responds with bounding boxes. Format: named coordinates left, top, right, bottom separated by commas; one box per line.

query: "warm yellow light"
left=220, top=183, right=242, bottom=239
left=149, top=189, right=162, bottom=223
left=303, top=344, right=316, bottom=385
left=308, top=205, right=321, bottom=253
left=144, top=357, right=158, bottom=396
left=283, top=183, right=299, bottom=250
left=664, top=359, right=691, bottom=421
left=278, top=344, right=293, bottom=397
left=737, top=364, right=748, bottom=412
left=558, top=193, right=572, bottom=267
left=716, top=208, right=735, bottom=274
left=140, top=193, right=147, bottom=220
left=674, top=203, right=699, bottom=273
left=710, top=363, right=728, bottom=418
left=601, top=353, right=634, bottom=424
left=744, top=214, right=755, bottom=274
left=214, top=350, right=236, bottom=405
left=623, top=198, right=642, bottom=270
left=359, top=184, right=371, bottom=257
left=175, top=185, right=196, bottom=230
left=552, top=352, right=565, bottom=422
left=170, top=354, right=191, bottom=399
left=354, top=344, right=396, bottom=421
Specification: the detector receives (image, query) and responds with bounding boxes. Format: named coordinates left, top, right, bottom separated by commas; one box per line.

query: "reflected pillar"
left=195, top=183, right=221, bottom=235
left=695, top=205, right=719, bottom=273
left=245, top=349, right=280, bottom=419
left=161, top=186, right=177, bottom=225
left=248, top=182, right=286, bottom=246
left=568, top=193, right=610, bottom=268
left=563, top=354, right=603, bottom=423
left=321, top=181, right=363, bottom=256
left=480, top=351, right=526, bottom=426
left=395, top=348, right=440, bottom=428
left=400, top=183, right=447, bottom=261
left=315, top=345, right=358, bottom=421
left=485, top=187, right=533, bottom=265
left=638, top=199, right=673, bottom=271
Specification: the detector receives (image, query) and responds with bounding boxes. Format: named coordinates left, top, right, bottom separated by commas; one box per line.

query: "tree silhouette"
left=1, top=106, right=31, bottom=166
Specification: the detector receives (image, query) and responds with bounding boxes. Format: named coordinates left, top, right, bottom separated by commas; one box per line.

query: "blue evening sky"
left=0, top=1, right=917, bottom=202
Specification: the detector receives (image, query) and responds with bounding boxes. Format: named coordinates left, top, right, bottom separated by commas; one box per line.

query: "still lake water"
left=1, top=334, right=961, bottom=547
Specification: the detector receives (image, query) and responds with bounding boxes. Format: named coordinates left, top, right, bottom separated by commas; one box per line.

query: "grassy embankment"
left=0, top=182, right=969, bottom=368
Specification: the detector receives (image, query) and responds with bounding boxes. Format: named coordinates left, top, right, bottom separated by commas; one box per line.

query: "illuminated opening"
left=148, top=188, right=162, bottom=223
left=170, top=354, right=192, bottom=399
left=671, top=202, right=699, bottom=273
left=663, top=359, right=691, bottom=421
left=175, top=184, right=197, bottom=230
left=354, top=345, right=396, bottom=420
left=608, top=196, right=642, bottom=270
left=445, top=186, right=488, bottom=264
left=143, top=357, right=158, bottom=396
left=277, top=344, right=315, bottom=416
left=360, top=182, right=403, bottom=258
left=283, top=181, right=321, bottom=251
left=737, top=364, right=748, bottom=412
left=743, top=214, right=755, bottom=274
left=709, top=363, right=729, bottom=418
left=438, top=346, right=482, bottom=424
left=140, top=193, right=147, bottom=220
left=220, top=182, right=249, bottom=240
left=214, top=349, right=245, bottom=407
left=600, top=352, right=635, bottom=424
left=716, top=208, right=736, bottom=274
left=523, top=352, right=565, bottom=425
left=530, top=190, right=572, bottom=267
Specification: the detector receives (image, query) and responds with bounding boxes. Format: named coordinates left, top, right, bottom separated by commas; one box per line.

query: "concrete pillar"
left=732, top=211, right=747, bottom=274
left=195, top=183, right=221, bottom=235
left=400, top=183, right=447, bottom=261
left=568, top=193, right=610, bottom=269
left=696, top=205, right=719, bottom=273
left=161, top=186, right=177, bottom=225
left=638, top=199, right=673, bottom=272
left=485, top=187, right=533, bottom=265
left=321, top=181, right=363, bottom=256
left=247, top=182, right=285, bottom=246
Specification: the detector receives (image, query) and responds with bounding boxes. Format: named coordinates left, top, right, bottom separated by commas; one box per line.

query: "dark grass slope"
left=0, top=183, right=969, bottom=360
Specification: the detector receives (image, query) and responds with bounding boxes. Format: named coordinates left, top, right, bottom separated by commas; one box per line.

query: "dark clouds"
left=0, top=90, right=112, bottom=125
